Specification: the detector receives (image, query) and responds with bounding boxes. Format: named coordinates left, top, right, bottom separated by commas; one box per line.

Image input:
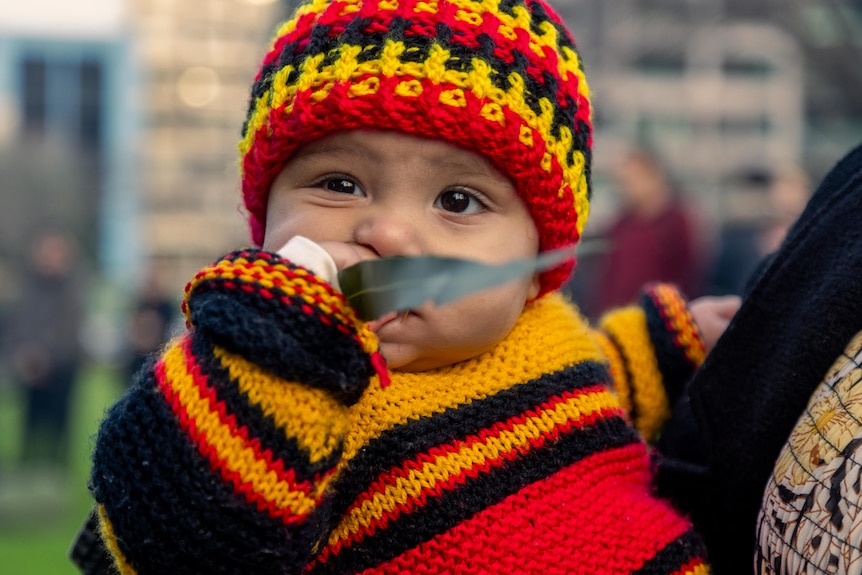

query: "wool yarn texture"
left=89, top=249, right=711, bottom=575
left=238, top=0, right=593, bottom=295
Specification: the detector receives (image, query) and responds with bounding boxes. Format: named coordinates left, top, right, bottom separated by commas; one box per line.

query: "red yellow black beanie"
left=239, top=0, right=593, bottom=295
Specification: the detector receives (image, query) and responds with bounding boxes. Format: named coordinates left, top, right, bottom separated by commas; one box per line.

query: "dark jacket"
left=656, top=141, right=862, bottom=575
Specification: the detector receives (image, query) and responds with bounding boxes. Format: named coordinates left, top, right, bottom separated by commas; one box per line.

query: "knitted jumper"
left=90, top=250, right=709, bottom=575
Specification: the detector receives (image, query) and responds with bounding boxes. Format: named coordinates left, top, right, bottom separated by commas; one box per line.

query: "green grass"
left=0, top=363, right=125, bottom=573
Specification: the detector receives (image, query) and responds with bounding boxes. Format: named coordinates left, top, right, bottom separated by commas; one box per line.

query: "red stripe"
left=156, top=336, right=325, bottom=524
left=320, top=386, right=623, bottom=559
left=353, top=443, right=692, bottom=574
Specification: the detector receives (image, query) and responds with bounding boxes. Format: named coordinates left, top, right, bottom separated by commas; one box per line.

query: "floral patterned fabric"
left=757, top=330, right=862, bottom=574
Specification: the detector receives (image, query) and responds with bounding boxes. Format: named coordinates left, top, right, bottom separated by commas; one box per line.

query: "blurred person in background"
left=758, top=165, right=811, bottom=256
left=1, top=228, right=86, bottom=470
left=706, top=165, right=811, bottom=297
left=588, top=147, right=705, bottom=318
left=120, top=264, right=177, bottom=390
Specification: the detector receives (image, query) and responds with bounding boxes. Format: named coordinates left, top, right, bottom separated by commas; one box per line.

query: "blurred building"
left=130, top=0, right=283, bottom=288
left=1, top=0, right=860, bottom=296
left=0, top=1, right=136, bottom=301
left=0, top=0, right=283, bottom=295
left=556, top=0, right=862, bottom=225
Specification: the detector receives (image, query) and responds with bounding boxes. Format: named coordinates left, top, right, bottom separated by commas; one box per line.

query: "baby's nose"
left=353, top=209, right=422, bottom=258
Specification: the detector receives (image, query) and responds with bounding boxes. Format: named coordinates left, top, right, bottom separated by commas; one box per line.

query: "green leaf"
left=339, top=244, right=587, bottom=321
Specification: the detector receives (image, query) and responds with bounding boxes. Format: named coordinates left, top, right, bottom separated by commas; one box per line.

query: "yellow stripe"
left=331, top=386, right=620, bottom=542
left=213, top=346, right=349, bottom=464
left=241, top=0, right=352, bottom=157
left=416, top=0, right=438, bottom=13
left=162, top=342, right=324, bottom=515
left=592, top=330, right=632, bottom=416
left=681, top=563, right=711, bottom=575
left=270, top=63, right=297, bottom=112
left=598, top=307, right=669, bottom=442
left=97, top=505, right=138, bottom=575
left=343, top=293, right=605, bottom=459
left=652, top=284, right=706, bottom=366
left=574, top=150, right=590, bottom=234
left=238, top=84, right=277, bottom=157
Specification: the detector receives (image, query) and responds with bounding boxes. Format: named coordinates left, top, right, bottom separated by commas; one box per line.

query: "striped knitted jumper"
left=90, top=250, right=710, bottom=575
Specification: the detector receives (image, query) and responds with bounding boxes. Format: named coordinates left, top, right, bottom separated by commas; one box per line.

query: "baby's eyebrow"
left=291, top=141, right=375, bottom=162
left=437, top=156, right=501, bottom=177
left=291, top=138, right=507, bottom=182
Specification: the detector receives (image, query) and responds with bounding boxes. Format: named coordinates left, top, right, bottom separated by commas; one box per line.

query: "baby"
left=85, top=0, right=735, bottom=573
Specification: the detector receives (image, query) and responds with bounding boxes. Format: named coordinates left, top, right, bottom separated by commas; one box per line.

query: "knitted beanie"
left=239, top=0, right=593, bottom=295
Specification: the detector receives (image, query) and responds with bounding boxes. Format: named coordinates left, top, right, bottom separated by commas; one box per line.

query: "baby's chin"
left=367, top=311, right=399, bottom=334
left=385, top=353, right=442, bottom=373
left=375, top=335, right=442, bottom=373
left=379, top=339, right=491, bottom=373
left=368, top=307, right=501, bottom=372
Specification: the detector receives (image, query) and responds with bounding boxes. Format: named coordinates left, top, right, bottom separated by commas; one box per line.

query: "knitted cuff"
left=183, top=248, right=387, bottom=403
left=597, top=305, right=668, bottom=442
left=640, top=283, right=706, bottom=405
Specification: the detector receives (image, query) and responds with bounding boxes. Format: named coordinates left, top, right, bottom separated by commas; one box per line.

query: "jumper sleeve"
left=592, top=283, right=705, bottom=442
left=89, top=249, right=384, bottom=575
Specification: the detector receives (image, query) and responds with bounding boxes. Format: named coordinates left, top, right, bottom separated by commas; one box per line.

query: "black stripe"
left=527, top=0, right=555, bottom=36
left=68, top=508, right=113, bottom=575
left=498, top=0, right=520, bottom=17
left=328, top=361, right=612, bottom=516
left=605, top=330, right=639, bottom=430
left=310, top=415, right=640, bottom=575
left=188, top=274, right=374, bottom=405
left=633, top=528, right=708, bottom=575
left=190, top=335, right=343, bottom=483
left=642, top=288, right=692, bottom=406
left=91, top=372, right=324, bottom=575
left=576, top=120, right=593, bottom=197
left=247, top=22, right=583, bottom=145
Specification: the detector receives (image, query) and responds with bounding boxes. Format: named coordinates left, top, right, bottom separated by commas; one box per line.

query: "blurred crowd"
left=0, top=230, right=177, bottom=475
left=1, top=229, right=87, bottom=469
left=565, top=147, right=811, bottom=321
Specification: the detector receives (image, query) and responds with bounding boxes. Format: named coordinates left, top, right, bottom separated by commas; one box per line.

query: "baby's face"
left=263, top=129, right=540, bottom=372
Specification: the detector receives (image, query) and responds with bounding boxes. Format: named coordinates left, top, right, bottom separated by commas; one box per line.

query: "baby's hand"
left=316, top=241, right=380, bottom=272
left=276, top=237, right=379, bottom=290
left=689, top=295, right=741, bottom=353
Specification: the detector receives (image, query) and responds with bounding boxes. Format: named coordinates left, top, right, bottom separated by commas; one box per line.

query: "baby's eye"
left=320, top=176, right=364, bottom=196
left=435, top=189, right=487, bottom=214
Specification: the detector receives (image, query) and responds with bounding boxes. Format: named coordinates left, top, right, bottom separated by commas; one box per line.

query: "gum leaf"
left=338, top=245, right=580, bottom=321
